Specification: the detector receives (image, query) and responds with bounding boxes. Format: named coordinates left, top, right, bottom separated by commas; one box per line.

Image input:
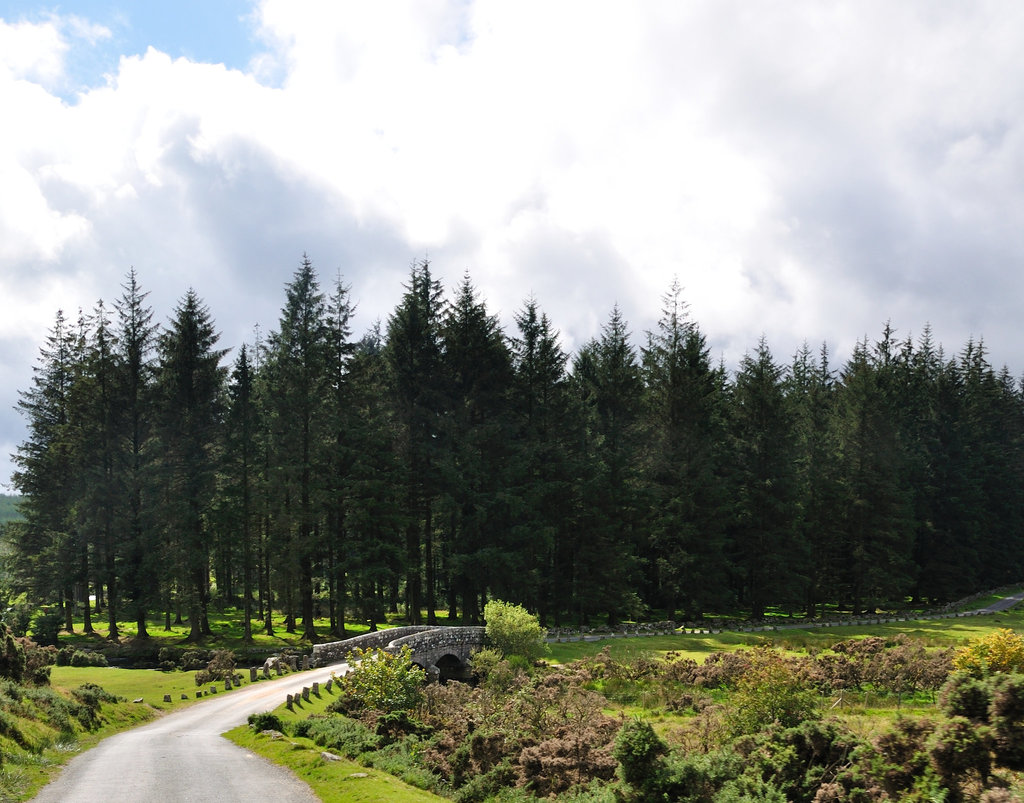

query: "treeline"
left=6, top=257, right=1024, bottom=640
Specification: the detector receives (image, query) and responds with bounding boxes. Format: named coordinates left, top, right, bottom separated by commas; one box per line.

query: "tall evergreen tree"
left=640, top=281, right=731, bottom=620
left=155, top=290, right=226, bottom=641
left=835, top=333, right=914, bottom=613
left=508, top=297, right=574, bottom=624
left=729, top=337, right=798, bottom=618
left=114, top=269, right=159, bottom=638
left=10, top=310, right=79, bottom=626
left=440, top=273, right=514, bottom=623
left=385, top=259, right=446, bottom=624
left=264, top=255, right=331, bottom=640
left=224, top=344, right=258, bottom=642
left=787, top=343, right=843, bottom=617
left=571, top=306, right=643, bottom=625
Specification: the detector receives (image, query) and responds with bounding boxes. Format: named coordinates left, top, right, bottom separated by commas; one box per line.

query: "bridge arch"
left=312, top=625, right=487, bottom=681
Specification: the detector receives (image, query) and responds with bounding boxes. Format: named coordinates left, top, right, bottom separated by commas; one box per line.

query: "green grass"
left=50, top=665, right=222, bottom=711
left=223, top=691, right=445, bottom=802
left=58, top=607, right=390, bottom=651
left=546, top=608, right=1024, bottom=665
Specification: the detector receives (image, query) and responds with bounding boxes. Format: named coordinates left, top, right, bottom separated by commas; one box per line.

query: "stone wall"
left=387, top=626, right=487, bottom=668
left=312, top=625, right=488, bottom=668
left=312, top=626, right=436, bottom=667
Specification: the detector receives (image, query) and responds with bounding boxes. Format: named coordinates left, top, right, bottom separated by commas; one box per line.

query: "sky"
left=2, top=1, right=1024, bottom=489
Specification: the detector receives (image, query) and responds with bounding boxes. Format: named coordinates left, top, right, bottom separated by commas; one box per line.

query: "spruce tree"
left=155, top=290, right=226, bottom=641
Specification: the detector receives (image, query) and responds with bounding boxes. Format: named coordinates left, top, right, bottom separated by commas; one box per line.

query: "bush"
left=29, top=611, right=62, bottom=647
left=69, top=650, right=108, bottom=668
left=195, top=649, right=237, bottom=686
left=483, top=600, right=548, bottom=663
left=248, top=711, right=284, bottom=732
left=307, top=715, right=381, bottom=757
left=0, top=623, right=26, bottom=682
left=180, top=648, right=210, bottom=671
left=329, top=646, right=425, bottom=714
left=940, top=672, right=993, bottom=722
left=614, top=717, right=667, bottom=793
left=954, top=629, right=1024, bottom=677
left=725, top=648, right=818, bottom=736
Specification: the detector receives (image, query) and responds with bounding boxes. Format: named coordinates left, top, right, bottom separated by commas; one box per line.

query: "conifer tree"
left=264, top=255, right=331, bottom=640
left=730, top=337, right=798, bottom=618
left=114, top=269, right=159, bottom=638
left=641, top=281, right=731, bottom=619
left=385, top=259, right=446, bottom=624
left=155, top=290, right=226, bottom=641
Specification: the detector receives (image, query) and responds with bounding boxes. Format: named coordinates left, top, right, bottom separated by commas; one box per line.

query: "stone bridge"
left=312, top=625, right=488, bottom=680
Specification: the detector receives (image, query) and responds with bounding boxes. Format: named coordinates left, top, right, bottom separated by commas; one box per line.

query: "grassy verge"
left=223, top=690, right=445, bottom=803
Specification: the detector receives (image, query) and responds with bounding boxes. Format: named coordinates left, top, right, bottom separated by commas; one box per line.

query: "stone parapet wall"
left=312, top=626, right=437, bottom=667
left=313, top=625, right=488, bottom=669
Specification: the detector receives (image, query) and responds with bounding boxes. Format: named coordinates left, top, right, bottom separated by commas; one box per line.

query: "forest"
left=5, top=255, right=1024, bottom=641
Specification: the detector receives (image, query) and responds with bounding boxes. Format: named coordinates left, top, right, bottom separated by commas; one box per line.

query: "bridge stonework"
left=312, top=626, right=487, bottom=674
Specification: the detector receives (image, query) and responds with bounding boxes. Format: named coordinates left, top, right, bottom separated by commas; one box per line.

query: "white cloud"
left=4, top=1, right=1024, bottom=484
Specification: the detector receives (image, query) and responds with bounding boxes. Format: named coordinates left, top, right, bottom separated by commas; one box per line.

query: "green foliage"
left=0, top=622, right=26, bottom=682
left=329, top=646, right=425, bottom=714
left=613, top=717, right=667, bottom=792
left=29, top=611, right=61, bottom=647
left=483, top=599, right=547, bottom=663
left=307, top=714, right=381, bottom=757
left=247, top=711, right=284, bottom=732
left=194, top=649, right=237, bottom=686
left=954, top=628, right=1024, bottom=677
left=725, top=648, right=819, bottom=736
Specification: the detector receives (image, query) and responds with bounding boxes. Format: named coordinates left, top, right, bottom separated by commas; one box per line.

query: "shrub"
left=725, top=648, right=818, bottom=736
left=928, top=716, right=991, bottom=792
left=307, top=715, right=380, bottom=757
left=483, top=600, right=548, bottom=663
left=180, top=648, right=210, bottom=671
left=69, top=650, right=108, bottom=668
left=29, top=611, right=62, bottom=647
left=248, top=711, right=284, bottom=732
left=0, top=623, right=26, bottom=682
left=195, top=649, right=237, bottom=686
left=954, top=629, right=1024, bottom=677
left=329, top=646, right=425, bottom=714
left=940, top=672, right=993, bottom=722
left=614, top=717, right=667, bottom=793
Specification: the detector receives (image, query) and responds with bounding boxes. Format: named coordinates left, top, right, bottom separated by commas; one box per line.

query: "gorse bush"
left=954, top=629, right=1024, bottom=677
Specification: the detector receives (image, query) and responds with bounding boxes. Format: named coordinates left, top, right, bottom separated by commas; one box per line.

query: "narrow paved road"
left=33, top=661, right=348, bottom=803
left=977, top=590, right=1024, bottom=613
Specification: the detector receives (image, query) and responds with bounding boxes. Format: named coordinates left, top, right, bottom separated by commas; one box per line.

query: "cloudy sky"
left=2, top=0, right=1023, bottom=488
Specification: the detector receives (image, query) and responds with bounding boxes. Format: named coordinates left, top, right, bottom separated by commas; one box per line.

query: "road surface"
left=33, top=661, right=348, bottom=803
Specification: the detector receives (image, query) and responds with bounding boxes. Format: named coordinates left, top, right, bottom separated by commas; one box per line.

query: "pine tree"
left=264, top=255, right=331, bottom=640
left=155, top=290, right=226, bottom=641
left=570, top=306, right=642, bottom=625
left=640, top=281, right=731, bottom=620
left=440, top=273, right=514, bottom=623
left=729, top=337, right=798, bottom=619
left=113, top=269, right=159, bottom=638
left=224, top=344, right=258, bottom=641
left=11, top=311, right=79, bottom=626
left=385, top=259, right=446, bottom=625
left=508, top=297, right=574, bottom=624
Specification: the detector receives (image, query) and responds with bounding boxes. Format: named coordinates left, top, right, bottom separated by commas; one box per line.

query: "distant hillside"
left=0, top=494, right=23, bottom=525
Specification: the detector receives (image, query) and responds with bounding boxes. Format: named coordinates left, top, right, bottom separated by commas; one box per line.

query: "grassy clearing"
left=49, top=665, right=209, bottom=710
left=547, top=608, right=1024, bottom=665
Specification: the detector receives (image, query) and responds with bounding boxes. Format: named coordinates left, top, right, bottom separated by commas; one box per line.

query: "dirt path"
left=33, top=662, right=347, bottom=803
